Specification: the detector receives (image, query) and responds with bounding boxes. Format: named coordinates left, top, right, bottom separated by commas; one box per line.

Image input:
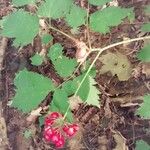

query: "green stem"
left=49, top=26, right=77, bottom=42
left=63, top=35, right=150, bottom=120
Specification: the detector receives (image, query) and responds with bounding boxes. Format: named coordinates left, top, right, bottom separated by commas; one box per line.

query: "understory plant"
left=0, top=0, right=150, bottom=148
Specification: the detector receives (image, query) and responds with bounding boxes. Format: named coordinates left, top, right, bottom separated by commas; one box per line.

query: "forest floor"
left=0, top=0, right=150, bottom=150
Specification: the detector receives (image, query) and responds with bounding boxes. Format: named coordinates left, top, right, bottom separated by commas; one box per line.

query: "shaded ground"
left=0, top=0, right=150, bottom=150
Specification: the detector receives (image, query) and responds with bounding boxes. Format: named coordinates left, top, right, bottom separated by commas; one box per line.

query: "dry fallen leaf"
left=99, top=51, right=132, bottom=81
left=112, top=130, right=128, bottom=150
left=69, top=96, right=83, bottom=110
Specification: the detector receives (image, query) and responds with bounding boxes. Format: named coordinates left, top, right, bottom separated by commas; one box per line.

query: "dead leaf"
left=99, top=52, right=132, bottom=81
left=69, top=96, right=82, bottom=110
left=112, top=130, right=128, bottom=150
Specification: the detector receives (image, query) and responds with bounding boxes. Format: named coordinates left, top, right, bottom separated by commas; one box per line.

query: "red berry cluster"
left=43, top=112, right=79, bottom=148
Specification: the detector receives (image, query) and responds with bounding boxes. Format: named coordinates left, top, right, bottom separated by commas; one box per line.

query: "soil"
left=0, top=0, right=150, bottom=150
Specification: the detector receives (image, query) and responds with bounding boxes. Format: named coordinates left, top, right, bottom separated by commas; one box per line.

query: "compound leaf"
left=50, top=89, right=73, bottom=122
left=137, top=44, right=150, bottom=62
left=48, top=43, right=77, bottom=78
left=136, top=94, right=150, bottom=119
left=12, top=0, right=36, bottom=6
left=37, top=0, right=73, bottom=19
left=136, top=140, right=150, bottom=150
left=11, top=69, right=55, bottom=113
left=65, top=4, right=87, bottom=28
left=1, top=10, right=39, bottom=47
left=41, top=34, right=53, bottom=45
left=90, top=7, right=133, bottom=34
left=88, top=0, right=111, bottom=6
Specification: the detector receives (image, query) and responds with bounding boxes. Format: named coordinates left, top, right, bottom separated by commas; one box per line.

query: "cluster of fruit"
left=43, top=112, right=79, bottom=148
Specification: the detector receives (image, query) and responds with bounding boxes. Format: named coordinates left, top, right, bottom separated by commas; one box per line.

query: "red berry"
left=44, top=117, right=54, bottom=126
left=55, top=137, right=65, bottom=148
left=51, top=132, right=60, bottom=143
left=63, top=124, right=79, bottom=137
left=49, top=112, right=61, bottom=120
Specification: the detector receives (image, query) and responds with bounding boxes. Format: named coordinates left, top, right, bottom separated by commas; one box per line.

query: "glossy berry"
left=55, top=137, right=65, bottom=148
left=63, top=124, right=79, bottom=137
left=44, top=117, right=54, bottom=126
left=49, top=112, right=61, bottom=119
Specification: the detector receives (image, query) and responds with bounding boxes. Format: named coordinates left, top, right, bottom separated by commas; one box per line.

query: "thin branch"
left=49, top=26, right=77, bottom=42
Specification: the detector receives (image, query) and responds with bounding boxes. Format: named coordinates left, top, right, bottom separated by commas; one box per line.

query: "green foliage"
left=11, top=69, right=55, bottom=112
left=1, top=10, right=39, bottom=47
left=41, top=34, right=53, bottom=45
left=65, top=4, right=87, bottom=28
left=30, top=53, right=44, bottom=66
left=144, top=5, right=150, bottom=14
left=136, top=140, right=150, bottom=150
left=62, top=74, right=100, bottom=107
left=90, top=7, right=133, bottom=33
left=88, top=0, right=112, bottom=6
left=99, top=52, right=132, bottom=81
left=137, top=44, right=150, bottom=62
left=86, top=76, right=100, bottom=107
left=136, top=95, right=150, bottom=119
left=37, top=0, right=73, bottom=19
left=12, top=0, right=35, bottom=6
left=24, top=130, right=32, bottom=139
left=50, top=89, right=73, bottom=122
left=141, top=23, right=150, bottom=32
left=48, top=43, right=77, bottom=78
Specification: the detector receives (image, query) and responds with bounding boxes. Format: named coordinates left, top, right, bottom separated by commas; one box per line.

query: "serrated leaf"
left=41, top=34, right=53, bottom=45
left=136, top=140, right=150, bottom=150
left=65, top=4, right=87, bottom=28
left=137, top=44, right=150, bottom=62
left=50, top=89, right=73, bottom=122
left=37, top=0, right=73, bottom=19
left=86, top=76, right=100, bottom=107
left=90, top=7, right=133, bottom=33
left=47, top=43, right=63, bottom=62
left=1, top=10, right=39, bottom=47
left=11, top=69, right=55, bottom=113
left=88, top=0, right=111, bottom=6
left=30, top=53, right=44, bottom=66
left=48, top=43, right=77, bottom=78
left=99, top=52, right=132, bottom=81
left=136, top=94, right=150, bottom=119
left=141, top=23, right=150, bottom=32
left=12, top=0, right=35, bottom=6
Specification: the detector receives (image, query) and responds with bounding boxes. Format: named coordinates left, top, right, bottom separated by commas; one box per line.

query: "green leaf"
left=37, top=0, right=73, bottom=19
left=136, top=140, right=150, bottom=150
left=47, top=43, right=63, bottom=62
left=137, top=44, right=150, bottom=62
left=141, top=23, right=150, bottom=32
left=88, top=0, right=111, bottom=6
left=54, top=56, right=77, bottom=78
left=136, top=94, right=150, bottom=119
left=12, top=0, right=35, bottom=6
left=65, top=4, right=87, bottom=28
left=144, top=5, right=150, bottom=14
left=50, top=89, right=73, bottom=122
left=86, top=76, right=100, bottom=107
left=1, top=10, right=39, bottom=47
left=30, top=53, right=44, bottom=66
left=99, top=52, right=132, bottom=81
left=48, top=43, right=77, bottom=78
left=41, top=34, right=53, bottom=45
left=11, top=69, right=55, bottom=113
left=90, top=7, right=133, bottom=34
left=24, top=130, right=32, bottom=139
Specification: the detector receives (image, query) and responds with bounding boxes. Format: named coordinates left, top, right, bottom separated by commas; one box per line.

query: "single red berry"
left=44, top=117, right=54, bottom=126
left=63, top=124, right=79, bottom=137
left=55, top=137, right=65, bottom=148
left=49, top=112, right=61, bottom=120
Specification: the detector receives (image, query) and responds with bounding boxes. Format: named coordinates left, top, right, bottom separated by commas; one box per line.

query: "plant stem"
left=63, top=35, right=150, bottom=120
left=49, top=26, right=77, bottom=42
